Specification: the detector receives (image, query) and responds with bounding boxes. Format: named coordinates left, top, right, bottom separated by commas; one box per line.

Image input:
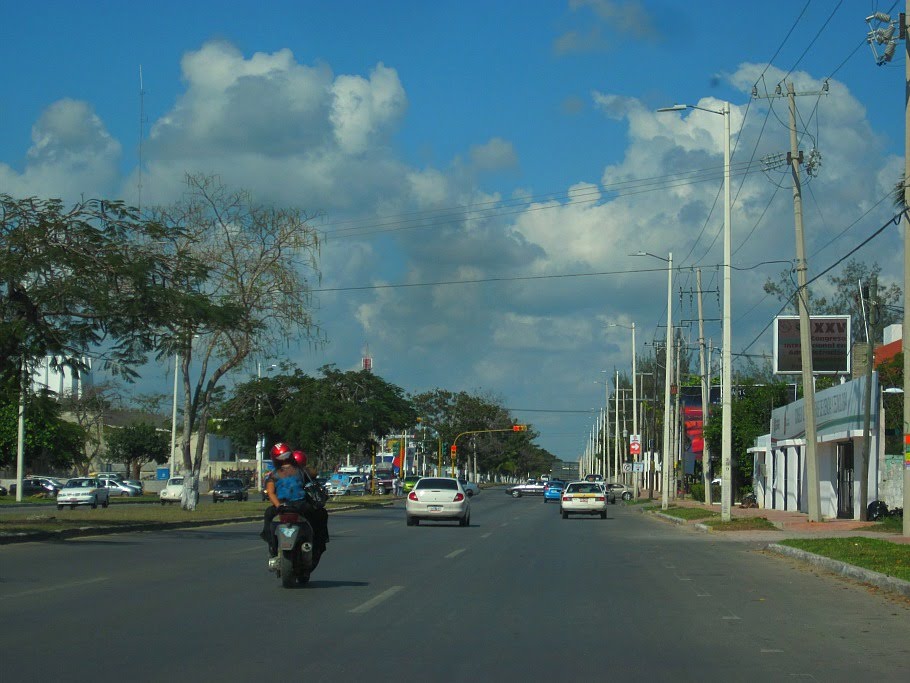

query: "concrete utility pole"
left=662, top=253, right=674, bottom=510
left=673, top=334, right=682, bottom=499
left=697, top=269, right=713, bottom=504
left=614, top=370, right=620, bottom=485
left=860, top=276, right=877, bottom=520
left=904, top=6, right=910, bottom=537
left=788, top=81, right=822, bottom=522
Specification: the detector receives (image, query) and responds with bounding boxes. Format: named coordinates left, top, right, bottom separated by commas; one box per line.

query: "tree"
left=0, top=388, right=84, bottom=473
left=150, top=175, right=321, bottom=508
left=763, top=259, right=901, bottom=341
left=59, top=384, right=121, bottom=475
left=105, top=422, right=169, bottom=479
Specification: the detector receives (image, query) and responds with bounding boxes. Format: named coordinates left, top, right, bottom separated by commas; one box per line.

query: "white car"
left=325, top=473, right=366, bottom=496
left=100, top=479, right=141, bottom=496
left=560, top=481, right=607, bottom=519
left=406, top=477, right=471, bottom=526
left=458, top=479, right=481, bottom=497
left=159, top=477, right=185, bottom=505
left=56, top=478, right=111, bottom=510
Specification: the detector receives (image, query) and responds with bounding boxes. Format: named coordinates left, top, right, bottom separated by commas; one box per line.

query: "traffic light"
left=512, top=424, right=527, bottom=432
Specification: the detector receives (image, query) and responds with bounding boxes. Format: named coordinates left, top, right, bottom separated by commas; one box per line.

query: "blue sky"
left=1, top=1, right=906, bottom=460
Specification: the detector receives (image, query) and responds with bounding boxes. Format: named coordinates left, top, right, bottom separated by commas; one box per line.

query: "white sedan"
left=56, top=478, right=111, bottom=510
left=560, top=481, right=607, bottom=519
left=406, top=477, right=471, bottom=526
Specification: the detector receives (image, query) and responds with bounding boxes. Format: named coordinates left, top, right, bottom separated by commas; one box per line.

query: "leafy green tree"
left=703, top=381, right=790, bottom=493
left=0, top=389, right=84, bottom=473
left=105, top=422, right=169, bottom=479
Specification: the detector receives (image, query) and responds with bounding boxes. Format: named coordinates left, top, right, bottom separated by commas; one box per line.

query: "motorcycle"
left=271, top=503, right=319, bottom=588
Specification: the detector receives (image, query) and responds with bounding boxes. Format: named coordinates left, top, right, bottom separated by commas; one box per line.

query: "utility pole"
left=860, top=276, right=878, bottom=519
left=614, top=370, right=620, bottom=486
left=788, top=81, right=822, bottom=522
left=696, top=269, right=713, bottom=504
left=673, top=333, right=682, bottom=499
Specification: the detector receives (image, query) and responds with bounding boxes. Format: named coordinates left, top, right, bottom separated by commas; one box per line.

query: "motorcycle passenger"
left=259, top=443, right=329, bottom=571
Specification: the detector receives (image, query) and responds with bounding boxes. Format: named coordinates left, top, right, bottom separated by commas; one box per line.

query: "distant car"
left=123, top=479, right=145, bottom=494
left=458, top=480, right=481, bottom=497
left=606, top=482, right=632, bottom=502
left=159, top=477, right=185, bottom=505
left=406, top=477, right=471, bottom=526
left=95, top=472, right=124, bottom=482
left=0, top=484, right=6, bottom=496
left=402, top=475, right=421, bottom=493
left=583, top=474, right=605, bottom=486
left=326, top=473, right=366, bottom=497
left=100, top=478, right=141, bottom=497
left=56, top=478, right=110, bottom=510
left=9, top=477, right=61, bottom=497
left=212, top=478, right=249, bottom=502
left=507, top=479, right=546, bottom=497
left=542, top=479, right=566, bottom=503
left=560, top=481, right=607, bottom=519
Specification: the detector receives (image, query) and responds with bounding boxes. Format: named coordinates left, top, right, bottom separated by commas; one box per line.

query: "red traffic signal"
left=450, top=445, right=457, bottom=454
left=512, top=424, right=527, bottom=432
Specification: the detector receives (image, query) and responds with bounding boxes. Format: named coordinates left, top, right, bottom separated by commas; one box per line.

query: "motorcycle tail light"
left=453, top=492, right=465, bottom=502
left=407, top=492, right=418, bottom=501
left=279, top=513, right=301, bottom=523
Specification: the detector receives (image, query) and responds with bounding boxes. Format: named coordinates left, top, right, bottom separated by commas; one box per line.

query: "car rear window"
left=415, top=478, right=457, bottom=490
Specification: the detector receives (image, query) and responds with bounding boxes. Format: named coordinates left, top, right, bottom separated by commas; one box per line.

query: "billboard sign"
left=773, top=315, right=850, bottom=374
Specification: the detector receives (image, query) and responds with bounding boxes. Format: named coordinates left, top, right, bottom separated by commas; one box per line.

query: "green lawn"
left=778, top=537, right=910, bottom=582
left=0, top=496, right=391, bottom=535
left=704, top=516, right=778, bottom=531
left=658, top=507, right=719, bottom=521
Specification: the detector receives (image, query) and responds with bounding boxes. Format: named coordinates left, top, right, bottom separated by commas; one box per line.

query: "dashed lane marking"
left=2, top=576, right=108, bottom=600
left=349, top=586, right=404, bottom=614
left=445, top=548, right=466, bottom=559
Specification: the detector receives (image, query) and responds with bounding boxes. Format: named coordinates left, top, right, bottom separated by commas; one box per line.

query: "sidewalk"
left=643, top=495, right=910, bottom=544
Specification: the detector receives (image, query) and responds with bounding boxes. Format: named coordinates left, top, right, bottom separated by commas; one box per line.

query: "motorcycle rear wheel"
left=280, top=551, right=296, bottom=588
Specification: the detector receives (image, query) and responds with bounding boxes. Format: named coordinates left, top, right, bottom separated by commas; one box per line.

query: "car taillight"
left=596, top=496, right=605, bottom=502
left=453, top=492, right=465, bottom=502
left=408, top=491, right=418, bottom=501
left=562, top=495, right=570, bottom=501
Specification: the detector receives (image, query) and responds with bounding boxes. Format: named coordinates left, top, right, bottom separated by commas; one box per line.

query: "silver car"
left=100, top=479, right=141, bottom=496
left=606, top=482, right=632, bottom=502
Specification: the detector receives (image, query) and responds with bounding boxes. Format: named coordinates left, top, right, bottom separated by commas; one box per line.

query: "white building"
left=749, top=374, right=881, bottom=520
left=31, top=355, right=93, bottom=398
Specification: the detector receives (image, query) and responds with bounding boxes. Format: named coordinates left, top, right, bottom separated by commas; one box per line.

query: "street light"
left=256, top=362, right=277, bottom=492
left=609, top=322, right=638, bottom=496
left=658, top=100, right=733, bottom=521
left=634, top=251, right=673, bottom=509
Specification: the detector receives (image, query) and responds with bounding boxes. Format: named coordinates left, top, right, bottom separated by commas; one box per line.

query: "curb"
left=653, top=511, right=687, bottom=525
left=768, top=543, right=910, bottom=598
left=0, top=501, right=394, bottom=545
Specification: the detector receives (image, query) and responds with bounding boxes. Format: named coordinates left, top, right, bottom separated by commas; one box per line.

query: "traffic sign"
left=629, top=441, right=641, bottom=455
left=621, top=463, right=633, bottom=473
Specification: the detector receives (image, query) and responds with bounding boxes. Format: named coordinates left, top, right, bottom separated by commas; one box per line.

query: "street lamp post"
left=658, top=100, right=732, bottom=520
left=256, top=362, right=276, bottom=493
left=634, top=251, right=673, bottom=509
left=609, top=323, right=638, bottom=495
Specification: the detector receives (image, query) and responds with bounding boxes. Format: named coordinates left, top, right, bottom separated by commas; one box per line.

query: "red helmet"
left=292, top=450, right=307, bottom=467
left=270, top=442, right=293, bottom=466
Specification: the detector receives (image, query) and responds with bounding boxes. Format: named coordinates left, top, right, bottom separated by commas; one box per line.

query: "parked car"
left=9, top=477, right=61, bottom=497
left=560, top=481, right=607, bottom=519
left=123, top=479, right=145, bottom=494
left=406, top=477, right=470, bottom=526
left=212, top=478, right=249, bottom=502
left=402, top=475, right=421, bottom=493
left=56, top=478, right=110, bottom=510
left=0, top=484, right=6, bottom=496
left=542, top=479, right=566, bottom=503
left=606, top=482, right=632, bottom=502
left=95, top=472, right=124, bottom=482
left=507, top=479, right=546, bottom=497
left=100, top=479, right=141, bottom=496
left=159, top=477, right=185, bottom=505
left=458, top=479, right=481, bottom=497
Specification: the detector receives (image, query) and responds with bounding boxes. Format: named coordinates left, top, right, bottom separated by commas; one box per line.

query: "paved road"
left=1, top=493, right=908, bottom=681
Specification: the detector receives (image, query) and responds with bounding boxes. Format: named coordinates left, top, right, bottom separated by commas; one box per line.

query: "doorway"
left=836, top=442, right=854, bottom=519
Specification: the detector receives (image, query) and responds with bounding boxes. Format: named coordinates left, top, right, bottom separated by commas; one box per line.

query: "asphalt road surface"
left=2, top=492, right=908, bottom=681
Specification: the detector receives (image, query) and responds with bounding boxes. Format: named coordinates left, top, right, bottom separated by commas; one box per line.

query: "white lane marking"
left=696, top=593, right=712, bottom=597
left=481, top=532, right=492, bottom=539
left=760, top=649, right=784, bottom=653
left=445, top=548, right=466, bottom=559
left=677, top=577, right=692, bottom=581
left=384, top=521, right=397, bottom=526
left=721, top=615, right=741, bottom=620
left=349, top=586, right=404, bottom=614
left=3, top=576, right=108, bottom=600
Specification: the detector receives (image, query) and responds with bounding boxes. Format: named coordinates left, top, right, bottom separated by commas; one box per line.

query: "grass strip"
left=704, top=516, right=778, bottom=531
left=778, top=537, right=910, bottom=582
left=658, top=507, right=719, bottom=521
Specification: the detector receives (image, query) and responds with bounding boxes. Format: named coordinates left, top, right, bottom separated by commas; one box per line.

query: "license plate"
left=428, top=505, right=442, bottom=511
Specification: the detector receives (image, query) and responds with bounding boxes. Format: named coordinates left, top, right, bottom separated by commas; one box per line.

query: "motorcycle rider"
left=260, top=442, right=329, bottom=570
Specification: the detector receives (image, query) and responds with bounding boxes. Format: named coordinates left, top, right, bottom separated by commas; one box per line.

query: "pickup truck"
left=507, top=479, right=546, bottom=498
